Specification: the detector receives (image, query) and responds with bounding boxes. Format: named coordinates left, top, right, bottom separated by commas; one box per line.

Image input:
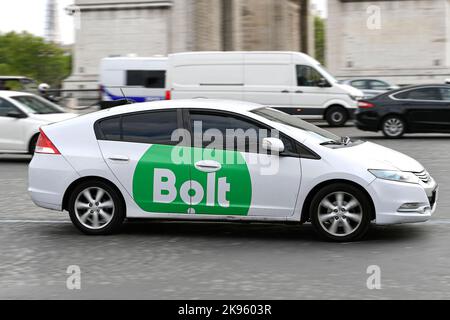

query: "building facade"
left=327, top=0, right=450, bottom=85
left=64, top=0, right=314, bottom=92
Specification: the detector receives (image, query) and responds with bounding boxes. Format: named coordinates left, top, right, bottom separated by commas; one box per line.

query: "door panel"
left=188, top=110, right=301, bottom=218
left=99, top=141, right=193, bottom=214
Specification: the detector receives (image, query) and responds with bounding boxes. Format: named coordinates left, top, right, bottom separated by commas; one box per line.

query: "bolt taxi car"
left=28, top=100, right=438, bottom=241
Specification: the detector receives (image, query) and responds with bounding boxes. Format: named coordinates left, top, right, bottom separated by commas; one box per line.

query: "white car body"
left=100, top=56, right=168, bottom=103
left=0, top=91, right=77, bottom=153
left=167, top=51, right=364, bottom=125
left=28, top=99, right=437, bottom=240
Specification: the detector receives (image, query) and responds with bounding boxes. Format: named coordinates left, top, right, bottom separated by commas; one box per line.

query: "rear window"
left=126, top=70, right=166, bottom=88
left=96, top=110, right=180, bottom=145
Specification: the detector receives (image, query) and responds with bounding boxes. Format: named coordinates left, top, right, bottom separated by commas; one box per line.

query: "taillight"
left=165, top=90, right=171, bottom=100
left=358, top=101, right=375, bottom=109
left=35, top=129, right=60, bottom=155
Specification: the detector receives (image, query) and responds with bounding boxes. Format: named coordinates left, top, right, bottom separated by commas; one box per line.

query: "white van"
left=100, top=56, right=168, bottom=103
left=167, top=52, right=363, bottom=126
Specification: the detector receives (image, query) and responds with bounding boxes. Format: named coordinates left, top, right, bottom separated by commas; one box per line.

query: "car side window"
left=350, top=80, right=367, bottom=90
left=96, top=110, right=180, bottom=145
left=296, top=65, right=323, bottom=87
left=440, top=88, right=450, bottom=101
left=126, top=70, right=166, bottom=88
left=394, top=88, right=442, bottom=101
left=189, top=111, right=297, bottom=155
left=0, top=98, right=18, bottom=117
left=370, top=80, right=389, bottom=90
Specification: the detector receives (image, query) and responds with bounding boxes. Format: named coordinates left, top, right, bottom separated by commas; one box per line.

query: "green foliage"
left=0, top=31, right=72, bottom=87
left=314, top=16, right=325, bottom=65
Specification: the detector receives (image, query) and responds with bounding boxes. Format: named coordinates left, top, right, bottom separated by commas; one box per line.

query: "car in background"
left=340, top=78, right=399, bottom=99
left=167, top=51, right=364, bottom=126
left=355, top=84, right=450, bottom=138
left=100, top=56, right=168, bottom=103
left=0, top=76, right=38, bottom=92
left=0, top=91, right=77, bottom=154
left=28, top=99, right=437, bottom=242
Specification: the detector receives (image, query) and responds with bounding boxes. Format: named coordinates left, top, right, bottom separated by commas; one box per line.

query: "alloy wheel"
left=317, top=192, right=363, bottom=237
left=74, top=187, right=115, bottom=230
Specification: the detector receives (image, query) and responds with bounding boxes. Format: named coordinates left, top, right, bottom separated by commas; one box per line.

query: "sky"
left=0, top=0, right=327, bottom=45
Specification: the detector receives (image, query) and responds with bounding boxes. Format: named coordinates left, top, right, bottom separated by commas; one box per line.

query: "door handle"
left=108, top=155, right=129, bottom=162
left=195, top=160, right=222, bottom=173
left=295, top=90, right=303, bottom=93
left=281, top=90, right=290, bottom=93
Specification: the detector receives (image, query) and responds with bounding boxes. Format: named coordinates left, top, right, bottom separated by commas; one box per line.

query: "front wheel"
left=310, top=183, right=372, bottom=242
left=325, top=106, right=348, bottom=127
left=68, top=180, right=125, bottom=235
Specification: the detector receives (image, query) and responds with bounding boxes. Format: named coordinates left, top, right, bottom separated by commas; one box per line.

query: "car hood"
left=333, top=141, right=424, bottom=172
left=29, top=113, right=78, bottom=123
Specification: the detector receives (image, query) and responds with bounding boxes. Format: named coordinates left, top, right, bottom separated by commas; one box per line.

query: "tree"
left=0, top=31, right=71, bottom=87
left=314, top=15, right=325, bottom=65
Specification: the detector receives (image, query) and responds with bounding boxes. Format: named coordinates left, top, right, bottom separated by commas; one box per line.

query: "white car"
left=0, top=91, right=77, bottom=154
left=28, top=99, right=437, bottom=241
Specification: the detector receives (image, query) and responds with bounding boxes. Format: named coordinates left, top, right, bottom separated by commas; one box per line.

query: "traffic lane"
left=0, top=220, right=449, bottom=299
left=327, top=125, right=450, bottom=219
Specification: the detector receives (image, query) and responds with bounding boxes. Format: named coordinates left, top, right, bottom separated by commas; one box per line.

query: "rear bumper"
left=28, top=154, right=79, bottom=211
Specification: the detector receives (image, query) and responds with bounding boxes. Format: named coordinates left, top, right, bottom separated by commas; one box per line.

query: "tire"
left=325, top=106, right=348, bottom=127
left=68, top=180, right=125, bottom=235
left=28, top=134, right=39, bottom=154
left=310, top=183, right=372, bottom=242
left=381, top=115, right=405, bottom=138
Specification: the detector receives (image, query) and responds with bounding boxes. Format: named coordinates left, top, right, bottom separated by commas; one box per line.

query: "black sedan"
left=355, top=84, right=450, bottom=138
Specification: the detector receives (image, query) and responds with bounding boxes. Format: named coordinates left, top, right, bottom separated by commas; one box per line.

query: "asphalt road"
left=1, top=125, right=450, bottom=300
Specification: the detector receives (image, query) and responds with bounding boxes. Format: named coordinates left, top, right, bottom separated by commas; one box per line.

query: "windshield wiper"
left=341, top=136, right=351, bottom=145
left=320, top=140, right=342, bottom=146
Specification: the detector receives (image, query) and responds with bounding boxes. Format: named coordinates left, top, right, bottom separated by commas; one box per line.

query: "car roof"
left=0, top=90, right=33, bottom=98
left=0, top=76, right=31, bottom=80
left=104, top=99, right=264, bottom=116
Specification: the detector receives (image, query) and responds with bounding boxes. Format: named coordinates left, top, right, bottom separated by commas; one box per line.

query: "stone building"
left=64, top=0, right=314, bottom=92
left=327, top=0, right=450, bottom=85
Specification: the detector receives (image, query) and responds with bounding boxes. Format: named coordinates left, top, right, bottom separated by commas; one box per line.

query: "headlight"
left=368, top=169, right=420, bottom=184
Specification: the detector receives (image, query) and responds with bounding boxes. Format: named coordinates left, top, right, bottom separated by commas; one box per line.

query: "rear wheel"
left=310, top=183, right=372, bottom=242
left=68, top=180, right=125, bottom=235
left=325, top=106, right=348, bottom=127
left=381, top=115, right=405, bottom=138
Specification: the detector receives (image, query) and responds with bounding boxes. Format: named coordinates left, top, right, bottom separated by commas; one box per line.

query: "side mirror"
left=317, top=78, right=330, bottom=88
left=6, top=111, right=27, bottom=119
left=262, top=137, right=285, bottom=153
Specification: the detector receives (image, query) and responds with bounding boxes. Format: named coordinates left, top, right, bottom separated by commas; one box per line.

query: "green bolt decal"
left=133, top=145, right=252, bottom=215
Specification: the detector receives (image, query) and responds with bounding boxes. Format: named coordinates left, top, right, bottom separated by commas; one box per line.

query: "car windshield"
left=316, top=64, right=338, bottom=84
left=11, top=95, right=63, bottom=114
left=251, top=107, right=342, bottom=144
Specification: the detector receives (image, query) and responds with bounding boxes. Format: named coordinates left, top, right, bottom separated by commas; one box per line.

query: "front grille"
left=414, top=170, right=431, bottom=184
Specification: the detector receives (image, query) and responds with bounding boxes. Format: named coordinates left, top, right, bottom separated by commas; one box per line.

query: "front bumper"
left=367, top=177, right=438, bottom=225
